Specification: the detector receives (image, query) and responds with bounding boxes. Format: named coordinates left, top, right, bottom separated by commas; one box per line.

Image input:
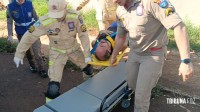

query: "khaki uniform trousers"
left=125, top=46, right=167, bottom=112
left=48, top=47, right=87, bottom=82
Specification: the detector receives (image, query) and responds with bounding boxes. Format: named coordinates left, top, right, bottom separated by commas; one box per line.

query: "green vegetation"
left=65, top=60, right=81, bottom=71
left=32, top=0, right=48, bottom=16
left=186, top=22, right=200, bottom=52
left=151, top=85, right=164, bottom=98
left=82, top=9, right=98, bottom=29
left=0, top=10, right=6, bottom=21
left=0, top=38, right=17, bottom=53
left=167, top=21, right=200, bottom=52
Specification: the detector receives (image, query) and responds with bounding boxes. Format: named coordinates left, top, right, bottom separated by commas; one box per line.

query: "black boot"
left=82, top=64, right=94, bottom=76
left=45, top=81, right=60, bottom=100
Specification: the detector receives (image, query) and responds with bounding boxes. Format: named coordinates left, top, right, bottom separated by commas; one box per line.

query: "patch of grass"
left=167, top=29, right=177, bottom=50
left=0, top=10, right=6, bottom=21
left=32, top=0, right=48, bottom=16
left=82, top=9, right=98, bottom=29
left=167, top=22, right=200, bottom=52
left=185, top=21, right=200, bottom=52
left=65, top=60, right=81, bottom=71
left=0, top=38, right=17, bottom=53
left=151, top=85, right=164, bottom=98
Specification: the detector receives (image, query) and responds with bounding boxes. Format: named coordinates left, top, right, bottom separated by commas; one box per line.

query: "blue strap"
left=110, top=32, right=117, bottom=38
left=90, top=40, right=99, bottom=54
left=90, top=32, right=117, bottom=54
left=109, top=22, right=117, bottom=28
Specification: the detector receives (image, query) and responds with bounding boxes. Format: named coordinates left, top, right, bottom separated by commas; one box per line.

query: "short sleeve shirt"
left=116, top=0, right=182, bottom=52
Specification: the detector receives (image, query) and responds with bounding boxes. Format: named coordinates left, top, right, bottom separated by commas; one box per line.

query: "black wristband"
left=181, top=58, right=191, bottom=64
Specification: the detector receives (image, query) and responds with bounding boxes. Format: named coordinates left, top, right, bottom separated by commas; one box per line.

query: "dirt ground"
left=0, top=52, right=200, bottom=112
left=0, top=21, right=200, bottom=112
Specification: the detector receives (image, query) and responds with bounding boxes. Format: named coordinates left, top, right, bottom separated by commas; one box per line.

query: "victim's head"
left=95, top=39, right=112, bottom=61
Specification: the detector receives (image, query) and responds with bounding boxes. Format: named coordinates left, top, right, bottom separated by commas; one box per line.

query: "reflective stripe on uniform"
left=51, top=47, right=66, bottom=54
left=107, top=7, right=116, bottom=11
left=48, top=61, right=54, bottom=66
left=15, top=18, right=34, bottom=26
left=46, top=97, right=52, bottom=103
left=41, top=18, right=57, bottom=26
left=67, top=13, right=77, bottom=19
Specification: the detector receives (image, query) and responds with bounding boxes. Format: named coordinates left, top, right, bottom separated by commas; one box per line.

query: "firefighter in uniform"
left=7, top=0, right=47, bottom=78
left=111, top=0, right=194, bottom=112
left=13, top=0, right=94, bottom=101
left=77, top=0, right=117, bottom=30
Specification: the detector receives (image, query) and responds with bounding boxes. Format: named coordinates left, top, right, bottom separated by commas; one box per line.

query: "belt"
left=15, top=18, right=34, bottom=26
left=149, top=47, right=162, bottom=52
left=135, top=47, right=163, bottom=56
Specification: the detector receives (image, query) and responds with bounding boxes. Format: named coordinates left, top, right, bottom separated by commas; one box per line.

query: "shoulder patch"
left=66, top=13, right=78, bottom=19
left=28, top=26, right=35, bottom=33
left=165, top=7, right=175, bottom=16
left=81, top=24, right=87, bottom=32
left=153, top=0, right=168, bottom=8
left=118, top=18, right=124, bottom=22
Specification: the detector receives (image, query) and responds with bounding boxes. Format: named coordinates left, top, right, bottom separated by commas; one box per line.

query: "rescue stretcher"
left=34, top=62, right=133, bottom=112
left=88, top=50, right=126, bottom=66
left=88, top=32, right=126, bottom=66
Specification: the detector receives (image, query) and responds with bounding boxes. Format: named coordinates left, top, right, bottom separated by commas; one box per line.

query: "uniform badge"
left=68, top=22, right=75, bottom=31
left=12, top=11, right=19, bottom=18
left=47, top=29, right=53, bottom=34
left=47, top=29, right=58, bottom=35
left=35, top=20, right=41, bottom=27
left=136, top=4, right=143, bottom=16
left=81, top=24, right=87, bottom=32
left=55, top=28, right=60, bottom=33
left=165, top=7, right=175, bottom=16
left=28, top=26, right=35, bottom=33
left=28, top=12, right=32, bottom=17
left=119, top=18, right=124, bottom=22
left=154, top=0, right=168, bottom=8
left=159, top=0, right=168, bottom=8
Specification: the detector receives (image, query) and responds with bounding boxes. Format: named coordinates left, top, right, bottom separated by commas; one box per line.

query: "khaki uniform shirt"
left=15, top=9, right=91, bottom=59
left=116, top=0, right=182, bottom=52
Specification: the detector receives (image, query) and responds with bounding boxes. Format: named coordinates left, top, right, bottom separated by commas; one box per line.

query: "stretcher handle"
left=99, top=80, right=127, bottom=112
